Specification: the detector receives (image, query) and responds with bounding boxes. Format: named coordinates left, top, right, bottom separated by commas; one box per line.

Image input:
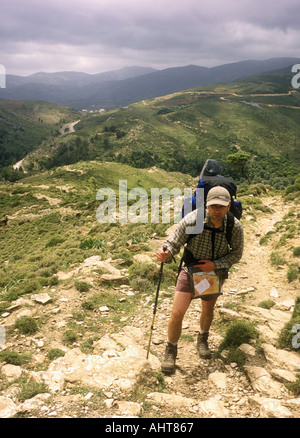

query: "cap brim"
left=206, top=199, right=230, bottom=206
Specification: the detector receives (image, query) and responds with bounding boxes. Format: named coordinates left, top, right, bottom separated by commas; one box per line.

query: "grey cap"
left=206, top=186, right=231, bottom=206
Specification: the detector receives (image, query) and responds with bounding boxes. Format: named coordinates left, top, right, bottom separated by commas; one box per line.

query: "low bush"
left=80, top=237, right=107, bottom=252
left=45, top=236, right=65, bottom=248
left=14, top=316, right=38, bottom=335
left=62, top=330, right=78, bottom=345
left=293, top=247, right=300, bottom=257
left=258, top=300, right=276, bottom=309
left=286, top=375, right=300, bottom=396
left=287, top=265, right=299, bottom=283
left=270, top=252, right=285, bottom=266
left=47, top=348, right=65, bottom=361
left=0, top=350, right=31, bottom=366
left=75, top=280, right=91, bottom=292
left=219, top=320, right=259, bottom=351
left=17, top=377, right=48, bottom=402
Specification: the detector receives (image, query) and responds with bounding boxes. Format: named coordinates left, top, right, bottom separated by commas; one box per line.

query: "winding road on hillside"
left=59, top=120, right=81, bottom=135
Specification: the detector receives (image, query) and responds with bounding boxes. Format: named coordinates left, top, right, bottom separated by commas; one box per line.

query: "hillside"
left=14, top=71, right=300, bottom=190
left=0, top=162, right=299, bottom=419
left=0, top=99, right=82, bottom=171
left=1, top=58, right=299, bottom=110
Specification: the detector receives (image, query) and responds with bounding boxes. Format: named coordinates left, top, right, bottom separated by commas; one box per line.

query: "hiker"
left=156, top=186, right=244, bottom=373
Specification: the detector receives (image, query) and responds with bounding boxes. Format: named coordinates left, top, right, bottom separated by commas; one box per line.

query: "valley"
left=1, top=71, right=298, bottom=191
left=0, top=64, right=299, bottom=419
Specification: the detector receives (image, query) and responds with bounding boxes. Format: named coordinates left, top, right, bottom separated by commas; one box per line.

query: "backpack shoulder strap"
left=186, top=212, right=234, bottom=246
left=225, top=211, right=234, bottom=247
left=177, top=211, right=235, bottom=281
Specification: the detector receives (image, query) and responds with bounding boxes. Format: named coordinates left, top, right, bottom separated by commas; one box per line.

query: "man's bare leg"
left=161, top=291, right=192, bottom=373
left=167, top=291, right=192, bottom=344
left=200, top=297, right=218, bottom=332
left=197, top=297, right=218, bottom=358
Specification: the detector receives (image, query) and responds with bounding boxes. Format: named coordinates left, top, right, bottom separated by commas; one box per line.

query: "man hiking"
left=156, top=186, right=244, bottom=373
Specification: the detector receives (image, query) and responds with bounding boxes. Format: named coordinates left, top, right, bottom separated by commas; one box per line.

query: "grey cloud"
left=1, top=0, right=299, bottom=75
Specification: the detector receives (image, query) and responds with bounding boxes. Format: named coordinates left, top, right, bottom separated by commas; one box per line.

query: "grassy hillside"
left=0, top=99, right=82, bottom=171
left=15, top=72, right=299, bottom=189
left=0, top=161, right=299, bottom=317
left=0, top=72, right=299, bottom=191
left=0, top=160, right=299, bottom=418
left=0, top=162, right=193, bottom=302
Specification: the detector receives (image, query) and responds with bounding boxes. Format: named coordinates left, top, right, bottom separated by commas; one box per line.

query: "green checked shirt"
left=164, top=209, right=244, bottom=271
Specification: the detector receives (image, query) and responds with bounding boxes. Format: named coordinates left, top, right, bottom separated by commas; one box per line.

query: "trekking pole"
left=146, top=245, right=167, bottom=359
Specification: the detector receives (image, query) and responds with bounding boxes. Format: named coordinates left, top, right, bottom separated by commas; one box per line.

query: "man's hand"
left=156, top=247, right=169, bottom=263
left=194, top=260, right=216, bottom=272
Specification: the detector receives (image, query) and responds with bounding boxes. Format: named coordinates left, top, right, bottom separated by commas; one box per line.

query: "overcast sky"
left=1, top=0, right=299, bottom=76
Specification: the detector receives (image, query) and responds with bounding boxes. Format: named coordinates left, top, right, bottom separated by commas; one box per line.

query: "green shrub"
left=63, top=330, right=78, bottom=345
left=80, top=237, right=107, bottom=251
left=219, top=320, right=259, bottom=351
left=17, top=377, right=48, bottom=402
left=222, top=348, right=247, bottom=369
left=45, top=235, right=65, bottom=248
left=258, top=300, right=276, bottom=309
left=14, top=316, right=38, bottom=335
left=47, top=348, right=65, bottom=361
left=286, top=374, right=300, bottom=396
left=75, top=280, right=90, bottom=292
left=0, top=350, right=31, bottom=366
left=270, top=252, right=285, bottom=266
left=81, top=291, right=121, bottom=311
left=259, top=231, right=275, bottom=246
left=112, top=250, right=134, bottom=266
left=130, top=277, right=153, bottom=293
left=293, top=247, right=300, bottom=258
left=287, top=265, right=299, bottom=283
left=292, top=296, right=300, bottom=318
left=128, top=262, right=159, bottom=285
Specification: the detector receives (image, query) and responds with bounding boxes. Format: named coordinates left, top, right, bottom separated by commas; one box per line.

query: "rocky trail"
left=0, top=195, right=299, bottom=419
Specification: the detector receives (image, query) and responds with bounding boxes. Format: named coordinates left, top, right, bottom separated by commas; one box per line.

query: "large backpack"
left=182, top=159, right=243, bottom=220
left=178, top=159, right=242, bottom=270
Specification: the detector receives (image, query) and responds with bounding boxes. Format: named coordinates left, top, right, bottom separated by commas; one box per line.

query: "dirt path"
left=225, top=195, right=297, bottom=305
left=138, top=194, right=299, bottom=417
left=1, top=193, right=298, bottom=418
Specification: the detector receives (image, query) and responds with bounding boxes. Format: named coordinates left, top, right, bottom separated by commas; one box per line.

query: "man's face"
left=207, top=204, right=230, bottom=222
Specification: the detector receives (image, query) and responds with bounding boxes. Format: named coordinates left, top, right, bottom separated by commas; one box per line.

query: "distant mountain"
left=1, top=58, right=299, bottom=110
left=5, top=66, right=157, bottom=88
left=4, top=69, right=297, bottom=191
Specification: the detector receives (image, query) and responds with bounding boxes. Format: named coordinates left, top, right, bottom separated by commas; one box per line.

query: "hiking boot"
left=197, top=332, right=212, bottom=359
left=161, top=342, right=177, bottom=373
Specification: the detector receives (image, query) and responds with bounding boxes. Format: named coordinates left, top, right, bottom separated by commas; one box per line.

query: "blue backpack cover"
left=182, top=159, right=243, bottom=220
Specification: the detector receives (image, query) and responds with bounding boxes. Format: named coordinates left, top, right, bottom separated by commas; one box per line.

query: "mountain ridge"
left=5, top=66, right=157, bottom=88
left=1, top=58, right=299, bottom=110
left=0, top=69, right=299, bottom=187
